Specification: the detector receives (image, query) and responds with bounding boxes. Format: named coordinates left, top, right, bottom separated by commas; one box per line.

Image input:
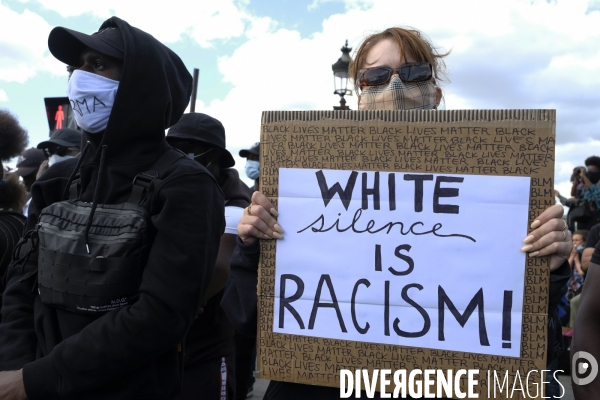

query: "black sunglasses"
left=358, top=62, right=433, bottom=88
left=43, top=146, right=70, bottom=157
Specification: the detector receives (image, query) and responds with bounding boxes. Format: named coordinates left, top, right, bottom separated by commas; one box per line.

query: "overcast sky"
left=1, top=0, right=599, bottom=193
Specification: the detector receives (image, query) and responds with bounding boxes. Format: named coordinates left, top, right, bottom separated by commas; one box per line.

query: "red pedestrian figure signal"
left=55, top=105, right=64, bottom=129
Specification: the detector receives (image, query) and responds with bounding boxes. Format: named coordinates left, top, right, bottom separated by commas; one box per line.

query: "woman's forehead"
left=364, top=39, right=416, bottom=68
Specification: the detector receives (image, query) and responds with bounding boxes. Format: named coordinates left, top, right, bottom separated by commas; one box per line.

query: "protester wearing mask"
left=0, top=17, right=223, bottom=400
left=223, top=27, right=572, bottom=400
left=14, top=148, right=45, bottom=192
left=167, top=112, right=252, bottom=400
left=13, top=148, right=46, bottom=216
left=567, top=230, right=588, bottom=330
left=35, top=128, right=81, bottom=180
left=568, top=230, right=588, bottom=292
left=239, top=142, right=260, bottom=191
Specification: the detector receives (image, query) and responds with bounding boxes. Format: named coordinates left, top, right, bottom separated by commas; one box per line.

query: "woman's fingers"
left=520, top=204, right=570, bottom=271
left=524, top=215, right=566, bottom=245
left=246, top=205, right=283, bottom=237
left=521, top=228, right=571, bottom=257
left=252, top=191, right=278, bottom=216
left=529, top=204, right=564, bottom=229
left=237, top=192, right=283, bottom=244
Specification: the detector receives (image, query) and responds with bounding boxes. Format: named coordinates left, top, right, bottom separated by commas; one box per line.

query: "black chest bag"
left=35, top=149, right=184, bottom=315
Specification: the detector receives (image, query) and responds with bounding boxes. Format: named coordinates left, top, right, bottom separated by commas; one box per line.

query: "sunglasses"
left=43, top=146, right=71, bottom=157
left=358, top=62, right=433, bottom=88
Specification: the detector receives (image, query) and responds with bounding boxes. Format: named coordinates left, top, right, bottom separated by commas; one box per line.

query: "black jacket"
left=0, top=210, right=27, bottom=316
left=0, top=17, right=224, bottom=400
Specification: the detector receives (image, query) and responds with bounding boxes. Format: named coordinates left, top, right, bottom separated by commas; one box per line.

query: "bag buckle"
left=132, top=171, right=159, bottom=189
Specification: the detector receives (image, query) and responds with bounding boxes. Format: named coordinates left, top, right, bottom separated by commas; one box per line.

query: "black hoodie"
left=0, top=17, right=224, bottom=399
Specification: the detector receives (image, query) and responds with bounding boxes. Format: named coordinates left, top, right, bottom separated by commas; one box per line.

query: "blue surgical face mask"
left=577, top=244, right=585, bottom=253
left=245, top=159, right=260, bottom=180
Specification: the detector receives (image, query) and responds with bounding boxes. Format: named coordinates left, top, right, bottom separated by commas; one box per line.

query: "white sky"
left=1, top=0, right=599, bottom=194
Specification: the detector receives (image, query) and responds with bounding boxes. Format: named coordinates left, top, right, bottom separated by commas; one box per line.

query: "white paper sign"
left=273, top=168, right=530, bottom=357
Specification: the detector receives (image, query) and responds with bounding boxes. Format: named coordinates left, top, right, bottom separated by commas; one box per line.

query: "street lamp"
left=332, top=40, right=352, bottom=110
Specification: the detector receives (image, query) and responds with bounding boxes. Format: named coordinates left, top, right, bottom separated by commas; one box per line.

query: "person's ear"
left=434, top=86, right=442, bottom=109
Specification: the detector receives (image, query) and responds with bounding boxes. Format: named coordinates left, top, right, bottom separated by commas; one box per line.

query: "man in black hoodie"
left=0, top=17, right=224, bottom=400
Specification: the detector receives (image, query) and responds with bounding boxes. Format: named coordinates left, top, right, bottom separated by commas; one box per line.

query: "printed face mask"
left=358, top=74, right=438, bottom=111
left=586, top=170, right=600, bottom=184
left=67, top=70, right=119, bottom=133
left=49, top=154, right=74, bottom=167
left=245, top=159, right=260, bottom=180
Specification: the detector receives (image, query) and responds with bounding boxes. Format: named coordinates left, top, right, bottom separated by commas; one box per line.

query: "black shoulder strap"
left=128, top=148, right=186, bottom=205
left=69, top=177, right=81, bottom=201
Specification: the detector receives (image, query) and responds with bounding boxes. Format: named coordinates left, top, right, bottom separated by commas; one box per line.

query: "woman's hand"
left=568, top=244, right=577, bottom=267
left=237, top=191, right=283, bottom=245
left=521, top=204, right=571, bottom=271
left=0, top=370, right=27, bottom=400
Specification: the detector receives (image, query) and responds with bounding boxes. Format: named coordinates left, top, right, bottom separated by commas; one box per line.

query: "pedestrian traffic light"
left=44, top=97, right=79, bottom=134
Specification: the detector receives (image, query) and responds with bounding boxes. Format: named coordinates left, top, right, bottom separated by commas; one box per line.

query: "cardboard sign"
left=256, top=110, right=555, bottom=398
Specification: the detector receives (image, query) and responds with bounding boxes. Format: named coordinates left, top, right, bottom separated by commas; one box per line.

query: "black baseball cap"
left=239, top=142, right=260, bottom=158
left=48, top=25, right=124, bottom=67
left=14, top=148, right=46, bottom=176
left=37, top=129, right=82, bottom=150
left=166, top=113, right=235, bottom=168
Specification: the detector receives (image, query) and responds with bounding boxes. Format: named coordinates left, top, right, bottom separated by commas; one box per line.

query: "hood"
left=89, top=17, right=191, bottom=162
left=58, top=17, right=192, bottom=203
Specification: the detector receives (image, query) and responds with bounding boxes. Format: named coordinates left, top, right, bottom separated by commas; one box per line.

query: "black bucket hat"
left=48, top=25, right=124, bottom=67
left=166, top=113, right=235, bottom=168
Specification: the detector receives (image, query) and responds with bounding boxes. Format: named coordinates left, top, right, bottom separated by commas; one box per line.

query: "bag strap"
left=128, top=148, right=186, bottom=205
left=69, top=177, right=81, bottom=201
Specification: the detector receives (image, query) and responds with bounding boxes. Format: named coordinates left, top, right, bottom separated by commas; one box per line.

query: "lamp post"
left=332, top=40, right=352, bottom=110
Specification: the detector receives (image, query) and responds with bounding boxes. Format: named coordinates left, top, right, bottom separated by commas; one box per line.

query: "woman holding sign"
left=223, top=27, right=572, bottom=400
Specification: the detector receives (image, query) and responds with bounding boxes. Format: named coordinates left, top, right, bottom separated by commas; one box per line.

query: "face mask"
left=577, top=244, right=585, bottom=253
left=245, top=160, right=260, bottom=180
left=49, top=154, right=74, bottom=167
left=67, top=69, right=119, bottom=133
left=586, top=170, right=600, bottom=184
left=358, top=74, right=438, bottom=111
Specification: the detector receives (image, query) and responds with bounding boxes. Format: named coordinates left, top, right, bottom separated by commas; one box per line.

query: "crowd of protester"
left=553, top=156, right=600, bottom=398
left=0, top=16, right=596, bottom=400
left=556, top=156, right=600, bottom=327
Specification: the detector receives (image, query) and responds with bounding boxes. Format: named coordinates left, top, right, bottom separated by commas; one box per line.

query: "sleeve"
left=583, top=183, right=600, bottom=209
left=0, top=172, right=59, bottom=370
left=20, top=171, right=225, bottom=398
left=592, top=240, right=600, bottom=266
left=545, top=260, right=570, bottom=365
left=221, top=237, right=260, bottom=338
left=224, top=206, right=244, bottom=235
left=586, top=225, right=600, bottom=249
left=549, top=260, right=570, bottom=310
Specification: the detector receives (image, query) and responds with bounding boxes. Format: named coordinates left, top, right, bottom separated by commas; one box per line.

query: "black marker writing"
left=297, top=208, right=476, bottom=242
